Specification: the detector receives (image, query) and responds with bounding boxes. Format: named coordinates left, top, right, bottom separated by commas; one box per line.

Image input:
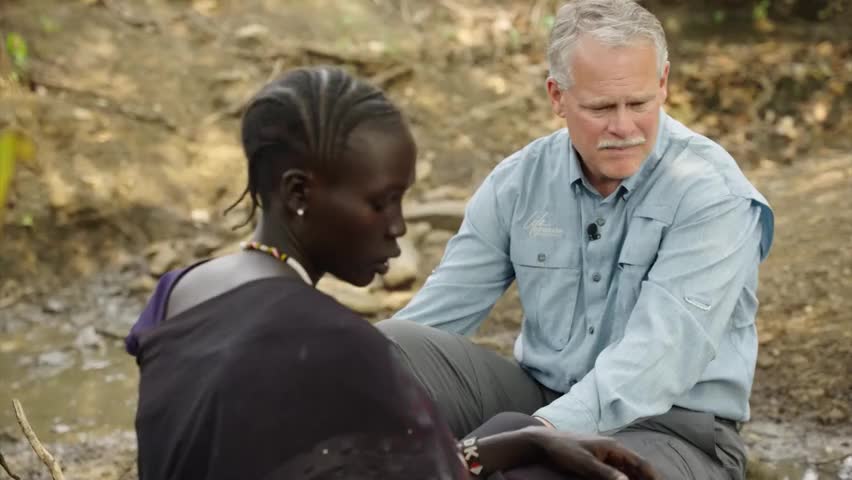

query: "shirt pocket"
left=511, top=239, right=581, bottom=350
left=616, top=205, right=675, bottom=315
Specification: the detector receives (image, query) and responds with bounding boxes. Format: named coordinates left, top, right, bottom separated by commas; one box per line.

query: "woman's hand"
left=528, top=427, right=659, bottom=480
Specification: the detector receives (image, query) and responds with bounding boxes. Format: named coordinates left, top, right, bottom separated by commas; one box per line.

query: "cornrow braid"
left=225, top=66, right=406, bottom=226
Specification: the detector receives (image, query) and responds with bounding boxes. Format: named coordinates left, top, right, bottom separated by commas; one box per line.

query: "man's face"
left=547, top=35, right=669, bottom=195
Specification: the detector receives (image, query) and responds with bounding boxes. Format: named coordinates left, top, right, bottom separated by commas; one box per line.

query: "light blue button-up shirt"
left=394, top=111, right=774, bottom=434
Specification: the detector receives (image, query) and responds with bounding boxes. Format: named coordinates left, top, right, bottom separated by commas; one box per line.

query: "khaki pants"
left=378, top=319, right=747, bottom=480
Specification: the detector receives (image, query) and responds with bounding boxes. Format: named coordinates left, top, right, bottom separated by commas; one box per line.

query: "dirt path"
left=1, top=0, right=850, bottom=478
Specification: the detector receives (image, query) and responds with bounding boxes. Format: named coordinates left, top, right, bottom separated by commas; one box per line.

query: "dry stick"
left=95, top=0, right=161, bottom=31
left=0, top=449, right=21, bottom=480
left=12, top=399, right=65, bottom=480
left=369, top=64, right=413, bottom=89
left=31, top=74, right=178, bottom=132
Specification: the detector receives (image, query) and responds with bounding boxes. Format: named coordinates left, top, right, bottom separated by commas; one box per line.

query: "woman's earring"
left=297, top=208, right=305, bottom=217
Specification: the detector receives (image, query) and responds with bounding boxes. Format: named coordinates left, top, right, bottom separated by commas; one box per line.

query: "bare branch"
left=0, top=449, right=21, bottom=480
left=12, top=399, right=65, bottom=480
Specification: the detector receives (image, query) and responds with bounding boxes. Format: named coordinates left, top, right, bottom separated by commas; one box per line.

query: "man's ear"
left=546, top=77, right=567, bottom=118
left=659, top=61, right=671, bottom=103
left=278, top=169, right=312, bottom=218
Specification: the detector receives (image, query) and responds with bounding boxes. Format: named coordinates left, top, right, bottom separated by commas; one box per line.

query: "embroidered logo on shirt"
left=524, top=211, right=564, bottom=238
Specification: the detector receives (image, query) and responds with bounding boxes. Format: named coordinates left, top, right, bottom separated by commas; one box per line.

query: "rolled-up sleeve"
left=535, top=195, right=765, bottom=433
left=393, top=176, right=515, bottom=335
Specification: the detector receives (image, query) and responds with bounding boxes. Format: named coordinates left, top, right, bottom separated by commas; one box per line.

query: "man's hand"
left=528, top=427, right=659, bottom=480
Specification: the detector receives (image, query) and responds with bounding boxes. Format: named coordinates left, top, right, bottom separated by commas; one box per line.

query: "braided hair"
left=227, top=66, right=408, bottom=224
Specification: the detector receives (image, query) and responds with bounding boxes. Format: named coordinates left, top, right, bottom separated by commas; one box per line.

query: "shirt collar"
left=566, top=137, right=584, bottom=188
left=620, top=109, right=670, bottom=196
left=565, top=109, right=671, bottom=197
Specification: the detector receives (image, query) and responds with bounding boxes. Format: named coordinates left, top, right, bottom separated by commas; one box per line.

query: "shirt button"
left=588, top=326, right=595, bottom=335
left=537, top=253, right=546, bottom=263
left=592, top=272, right=602, bottom=282
left=596, top=217, right=606, bottom=226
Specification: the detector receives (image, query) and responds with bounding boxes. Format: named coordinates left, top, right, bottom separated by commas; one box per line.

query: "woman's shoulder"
left=244, top=277, right=386, bottom=341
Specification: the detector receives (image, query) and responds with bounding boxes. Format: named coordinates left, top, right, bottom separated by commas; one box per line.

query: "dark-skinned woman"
left=125, top=66, right=658, bottom=480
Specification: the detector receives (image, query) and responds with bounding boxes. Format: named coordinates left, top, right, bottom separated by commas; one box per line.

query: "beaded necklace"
left=240, top=241, right=312, bottom=286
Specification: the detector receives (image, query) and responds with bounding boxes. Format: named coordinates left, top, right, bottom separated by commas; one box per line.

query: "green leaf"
left=40, top=16, right=60, bottom=33
left=5, top=32, right=29, bottom=71
left=753, top=0, right=771, bottom=21
left=19, top=213, right=33, bottom=228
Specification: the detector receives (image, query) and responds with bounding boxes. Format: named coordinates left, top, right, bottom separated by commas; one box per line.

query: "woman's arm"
left=460, top=425, right=659, bottom=480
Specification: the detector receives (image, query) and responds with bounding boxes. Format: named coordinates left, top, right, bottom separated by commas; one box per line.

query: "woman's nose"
left=388, top=211, right=407, bottom=238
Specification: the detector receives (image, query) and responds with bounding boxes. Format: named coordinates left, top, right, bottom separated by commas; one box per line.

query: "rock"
left=423, top=229, right=455, bottom=249
left=380, top=291, right=415, bottom=311
left=317, top=276, right=382, bottom=315
left=43, top=298, right=67, bottom=314
left=146, top=241, right=180, bottom=276
left=74, top=325, right=106, bottom=352
left=190, top=209, right=211, bottom=225
left=406, top=222, right=432, bottom=245
left=234, top=24, right=269, bottom=45
left=823, top=407, right=849, bottom=424
left=51, top=424, right=71, bottom=434
left=416, top=157, right=433, bottom=182
left=382, top=236, right=419, bottom=290
left=192, top=233, right=225, bottom=257
left=421, top=185, right=471, bottom=202
left=404, top=200, right=467, bottom=232
left=37, top=350, right=73, bottom=368
left=128, top=275, right=158, bottom=294
left=838, top=456, right=852, bottom=480
left=81, top=358, right=111, bottom=371
left=757, top=354, right=775, bottom=369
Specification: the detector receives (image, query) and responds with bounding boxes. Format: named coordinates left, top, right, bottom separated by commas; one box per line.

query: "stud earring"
left=297, top=208, right=305, bottom=217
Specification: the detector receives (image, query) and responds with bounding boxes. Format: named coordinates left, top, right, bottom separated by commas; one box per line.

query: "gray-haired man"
left=379, top=1, right=774, bottom=478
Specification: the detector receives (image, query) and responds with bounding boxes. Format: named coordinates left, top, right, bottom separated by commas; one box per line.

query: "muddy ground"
left=0, top=0, right=850, bottom=478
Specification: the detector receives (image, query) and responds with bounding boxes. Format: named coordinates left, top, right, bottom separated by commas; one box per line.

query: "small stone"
left=146, top=241, right=180, bottom=276
left=380, top=291, right=415, bottom=311
left=757, top=355, right=775, bottom=369
left=190, top=209, right=211, bottom=224
left=128, top=275, right=158, bottom=294
left=37, top=350, right=73, bottom=368
left=192, top=233, right=224, bottom=257
left=43, top=298, right=67, bottom=314
left=791, top=353, right=809, bottom=365
left=234, top=24, right=269, bottom=44
left=824, top=407, right=849, bottom=424
left=404, top=200, right=467, bottom=232
left=421, top=185, right=471, bottom=202
left=81, top=358, right=111, bottom=371
left=743, top=432, right=762, bottom=445
left=382, top=236, right=419, bottom=290
left=71, top=108, right=94, bottom=121
left=74, top=325, right=105, bottom=352
left=423, top=230, right=455, bottom=249
left=406, top=222, right=431, bottom=245
left=52, top=424, right=71, bottom=434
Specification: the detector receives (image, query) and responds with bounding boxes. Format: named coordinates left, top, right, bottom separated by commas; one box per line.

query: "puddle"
left=0, top=322, right=139, bottom=444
